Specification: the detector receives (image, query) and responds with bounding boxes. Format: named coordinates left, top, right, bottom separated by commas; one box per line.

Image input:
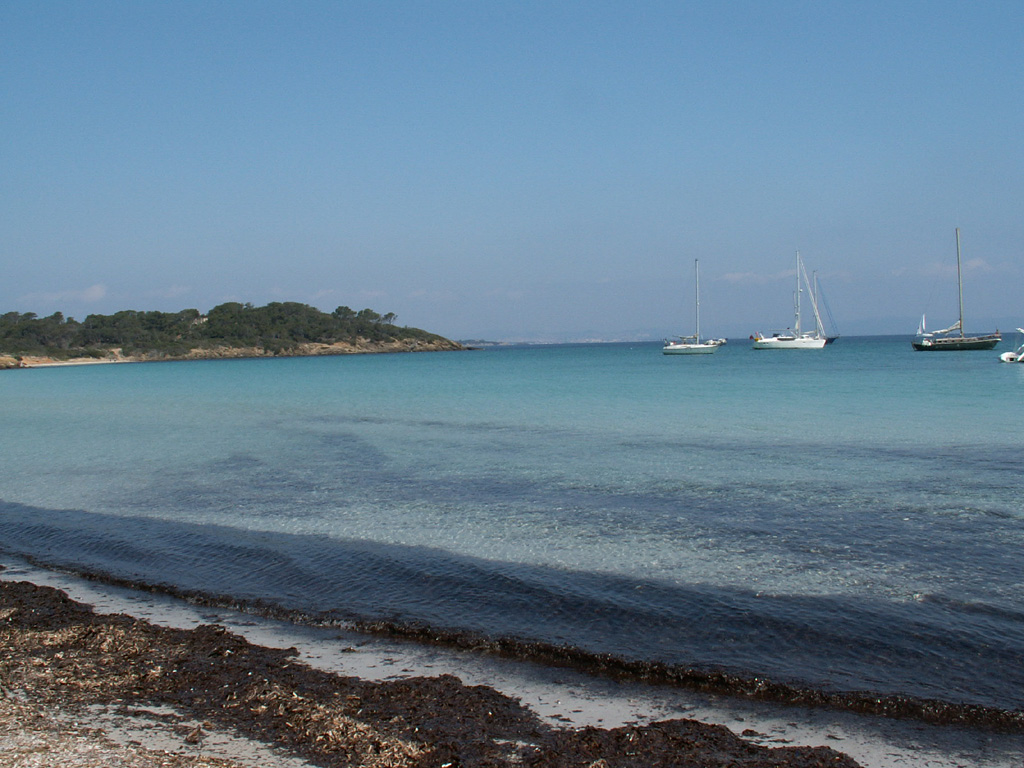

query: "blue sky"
left=2, top=1, right=1022, bottom=341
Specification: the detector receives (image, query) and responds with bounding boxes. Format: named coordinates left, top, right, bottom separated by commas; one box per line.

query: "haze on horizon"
left=3, top=1, right=1022, bottom=343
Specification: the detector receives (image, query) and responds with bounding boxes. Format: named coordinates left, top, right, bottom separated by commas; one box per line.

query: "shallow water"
left=2, top=338, right=1022, bottom=713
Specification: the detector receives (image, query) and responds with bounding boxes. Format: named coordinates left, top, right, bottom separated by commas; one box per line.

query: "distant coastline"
left=1, top=338, right=463, bottom=369
left=0, top=301, right=463, bottom=369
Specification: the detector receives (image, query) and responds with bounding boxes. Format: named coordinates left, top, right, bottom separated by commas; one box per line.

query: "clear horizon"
left=3, top=2, right=1022, bottom=341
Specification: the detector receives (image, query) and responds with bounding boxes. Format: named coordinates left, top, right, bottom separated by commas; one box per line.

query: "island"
left=0, top=302, right=463, bottom=368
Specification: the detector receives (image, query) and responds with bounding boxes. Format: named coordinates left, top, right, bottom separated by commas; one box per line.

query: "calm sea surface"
left=2, top=337, right=1023, bottom=712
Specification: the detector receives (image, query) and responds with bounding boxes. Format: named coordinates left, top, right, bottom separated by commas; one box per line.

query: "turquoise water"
left=2, top=337, right=1023, bottom=712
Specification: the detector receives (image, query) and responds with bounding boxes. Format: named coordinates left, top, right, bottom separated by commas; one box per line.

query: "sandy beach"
left=3, top=559, right=1022, bottom=768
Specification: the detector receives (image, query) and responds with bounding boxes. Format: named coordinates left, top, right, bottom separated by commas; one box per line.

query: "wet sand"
left=2, top=559, right=1022, bottom=767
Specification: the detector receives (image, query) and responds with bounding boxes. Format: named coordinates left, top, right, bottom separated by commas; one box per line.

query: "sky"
left=2, top=1, right=1022, bottom=341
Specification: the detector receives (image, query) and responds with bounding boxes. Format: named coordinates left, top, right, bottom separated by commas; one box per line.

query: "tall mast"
left=694, top=259, right=700, bottom=342
left=813, top=270, right=820, bottom=335
left=955, top=228, right=965, bottom=339
left=794, top=251, right=802, bottom=334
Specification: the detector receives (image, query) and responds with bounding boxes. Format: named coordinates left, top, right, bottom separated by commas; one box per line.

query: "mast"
left=813, top=270, right=821, bottom=335
left=955, top=228, right=965, bottom=339
left=794, top=251, right=802, bottom=334
left=694, top=259, right=700, bottom=342
left=815, top=272, right=823, bottom=337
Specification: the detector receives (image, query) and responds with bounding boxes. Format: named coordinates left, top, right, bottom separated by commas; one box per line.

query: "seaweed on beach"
left=0, top=579, right=860, bottom=768
left=16, top=553, right=1024, bottom=734
left=350, top=618, right=1024, bottom=733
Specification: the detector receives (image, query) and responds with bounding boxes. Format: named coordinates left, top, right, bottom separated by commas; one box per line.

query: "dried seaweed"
left=1, top=580, right=861, bottom=767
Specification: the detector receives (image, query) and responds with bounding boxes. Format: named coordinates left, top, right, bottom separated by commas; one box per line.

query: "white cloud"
left=157, top=284, right=193, bottom=299
left=894, top=258, right=992, bottom=279
left=408, top=288, right=459, bottom=303
left=721, top=270, right=794, bottom=284
left=20, top=283, right=107, bottom=305
left=309, top=289, right=338, bottom=303
left=964, top=258, right=992, bottom=273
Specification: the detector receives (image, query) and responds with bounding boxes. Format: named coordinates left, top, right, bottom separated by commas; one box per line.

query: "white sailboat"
left=751, top=252, right=827, bottom=349
left=663, top=259, right=722, bottom=355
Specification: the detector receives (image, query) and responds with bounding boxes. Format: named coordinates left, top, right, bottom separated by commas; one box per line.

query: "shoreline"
left=0, top=568, right=856, bottom=768
left=1, top=338, right=466, bottom=369
left=4, top=558, right=1023, bottom=767
left=8, top=553, right=1019, bottom=733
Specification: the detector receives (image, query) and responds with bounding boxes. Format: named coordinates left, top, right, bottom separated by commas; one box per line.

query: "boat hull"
left=912, top=335, right=1001, bottom=351
left=752, top=336, right=827, bottom=350
left=663, top=343, right=717, bottom=355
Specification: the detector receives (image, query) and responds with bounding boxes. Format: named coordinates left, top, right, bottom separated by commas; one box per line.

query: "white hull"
left=752, top=334, right=827, bottom=350
left=663, top=342, right=718, bottom=355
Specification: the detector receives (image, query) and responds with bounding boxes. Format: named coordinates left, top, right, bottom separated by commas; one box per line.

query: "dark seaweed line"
left=11, top=554, right=1024, bottom=734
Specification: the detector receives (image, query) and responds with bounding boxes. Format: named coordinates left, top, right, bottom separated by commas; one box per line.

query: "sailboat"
left=912, top=229, right=1001, bottom=351
left=663, top=259, right=722, bottom=355
left=751, top=252, right=827, bottom=349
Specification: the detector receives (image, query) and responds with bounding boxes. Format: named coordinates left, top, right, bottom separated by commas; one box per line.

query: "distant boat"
left=663, top=259, right=722, bottom=355
left=752, top=252, right=827, bottom=349
left=912, top=229, right=1001, bottom=351
left=999, top=329, right=1024, bottom=363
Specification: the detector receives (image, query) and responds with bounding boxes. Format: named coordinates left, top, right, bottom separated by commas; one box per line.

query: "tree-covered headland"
left=0, top=302, right=461, bottom=363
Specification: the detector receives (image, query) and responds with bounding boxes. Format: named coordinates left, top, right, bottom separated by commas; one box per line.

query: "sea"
left=2, top=336, right=1023, bottom=727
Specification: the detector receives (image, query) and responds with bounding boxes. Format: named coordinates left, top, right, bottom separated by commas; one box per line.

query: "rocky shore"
left=0, top=578, right=860, bottom=767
